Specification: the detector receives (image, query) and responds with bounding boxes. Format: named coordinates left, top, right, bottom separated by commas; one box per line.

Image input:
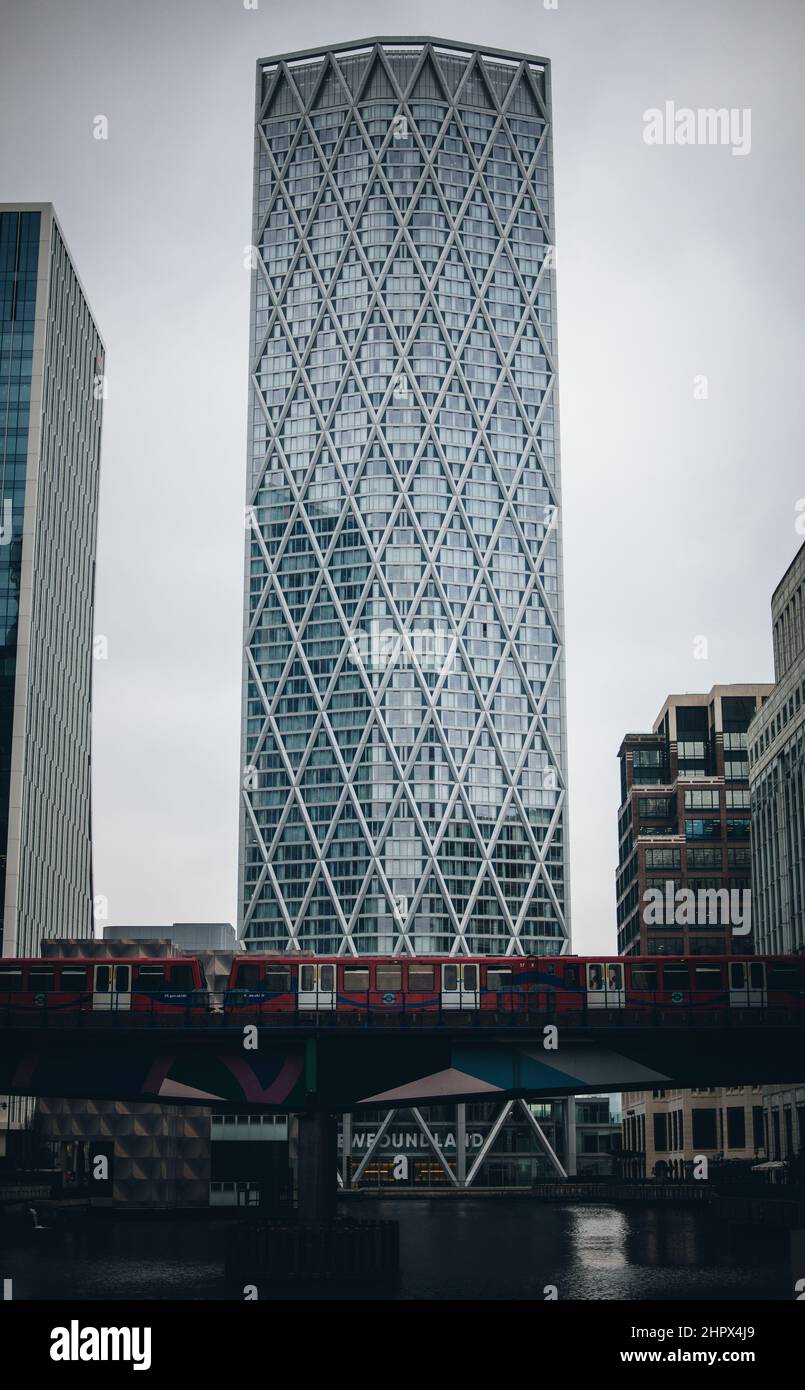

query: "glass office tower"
left=240, top=39, right=569, bottom=955
left=0, top=205, right=103, bottom=957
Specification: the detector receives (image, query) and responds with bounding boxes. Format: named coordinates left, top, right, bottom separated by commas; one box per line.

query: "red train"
left=0, top=952, right=803, bottom=1018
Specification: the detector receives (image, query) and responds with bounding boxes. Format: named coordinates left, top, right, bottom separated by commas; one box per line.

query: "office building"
left=616, top=685, right=771, bottom=957
left=749, top=543, right=805, bottom=957
left=621, top=1086, right=764, bottom=1180
left=575, top=1094, right=621, bottom=1177
left=615, top=685, right=771, bottom=1182
left=339, top=1099, right=571, bottom=1188
left=748, top=541, right=805, bottom=1165
left=239, top=38, right=569, bottom=956
left=0, top=204, right=103, bottom=1161
left=0, top=204, right=102, bottom=958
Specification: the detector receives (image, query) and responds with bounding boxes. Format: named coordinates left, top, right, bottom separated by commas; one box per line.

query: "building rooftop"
left=258, top=36, right=550, bottom=68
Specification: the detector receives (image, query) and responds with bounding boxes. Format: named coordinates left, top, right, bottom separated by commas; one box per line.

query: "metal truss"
left=241, top=40, right=569, bottom=954
left=342, top=1098, right=569, bottom=1189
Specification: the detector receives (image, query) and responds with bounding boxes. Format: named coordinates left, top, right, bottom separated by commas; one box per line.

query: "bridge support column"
left=296, top=1112, right=337, bottom=1223
left=564, top=1097, right=577, bottom=1177
left=341, top=1112, right=352, bottom=1189
left=456, top=1104, right=467, bottom=1187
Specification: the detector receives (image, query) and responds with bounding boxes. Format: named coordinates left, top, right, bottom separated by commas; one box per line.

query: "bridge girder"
left=0, top=1022, right=802, bottom=1111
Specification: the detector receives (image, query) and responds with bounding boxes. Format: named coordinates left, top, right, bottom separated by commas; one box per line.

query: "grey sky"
left=0, top=0, right=802, bottom=951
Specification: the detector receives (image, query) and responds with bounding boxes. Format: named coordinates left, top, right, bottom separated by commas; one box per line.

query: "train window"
left=563, top=965, right=579, bottom=988
left=663, top=965, right=689, bottom=990
left=344, top=968, right=370, bottom=991
left=748, top=963, right=765, bottom=990
left=236, top=964, right=261, bottom=989
left=768, top=967, right=798, bottom=990
left=377, top=966, right=402, bottom=991
left=95, top=965, right=111, bottom=993
left=607, top=964, right=623, bottom=990
left=319, top=965, right=335, bottom=991
left=136, top=966, right=165, bottom=989
left=300, top=965, right=316, bottom=991
left=29, top=968, right=55, bottom=992
left=171, top=965, right=194, bottom=990
left=0, top=968, right=22, bottom=991
left=487, top=968, right=512, bottom=989
left=463, top=965, right=478, bottom=989
left=265, top=968, right=291, bottom=992
left=409, top=965, right=434, bottom=990
left=61, top=967, right=88, bottom=991
left=729, top=963, right=744, bottom=989
left=631, top=966, right=658, bottom=990
left=444, top=964, right=459, bottom=990
left=695, top=966, right=723, bottom=990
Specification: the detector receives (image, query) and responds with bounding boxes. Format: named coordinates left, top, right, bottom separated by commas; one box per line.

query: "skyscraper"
left=240, top=39, right=568, bottom=956
left=0, top=204, right=103, bottom=957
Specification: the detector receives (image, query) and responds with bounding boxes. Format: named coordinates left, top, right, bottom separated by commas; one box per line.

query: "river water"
left=0, top=1198, right=792, bottom=1301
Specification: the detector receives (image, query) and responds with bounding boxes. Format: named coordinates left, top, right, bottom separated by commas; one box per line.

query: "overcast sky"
left=0, top=0, right=802, bottom=952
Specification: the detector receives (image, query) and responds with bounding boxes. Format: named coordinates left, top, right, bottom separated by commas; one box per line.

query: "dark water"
left=0, top=1199, right=792, bottom=1301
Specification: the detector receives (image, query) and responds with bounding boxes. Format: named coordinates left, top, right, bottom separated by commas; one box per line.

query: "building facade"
left=0, top=204, right=103, bottom=959
left=615, top=686, right=770, bottom=1182
left=749, top=543, right=805, bottom=958
left=748, top=541, right=805, bottom=1166
left=575, top=1094, right=622, bottom=1177
left=239, top=38, right=569, bottom=957
left=0, top=205, right=103, bottom=1158
left=332, top=1094, right=618, bottom=1187
left=616, top=685, right=771, bottom=957
left=621, top=1087, right=764, bottom=1180
left=339, top=1099, right=572, bottom=1188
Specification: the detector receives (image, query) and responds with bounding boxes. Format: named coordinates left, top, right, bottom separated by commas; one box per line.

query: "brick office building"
left=616, top=685, right=771, bottom=958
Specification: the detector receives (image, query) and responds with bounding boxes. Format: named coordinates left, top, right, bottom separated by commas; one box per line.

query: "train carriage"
left=220, top=953, right=805, bottom=1020
left=0, top=957, right=206, bottom=1015
left=0, top=953, right=802, bottom=1021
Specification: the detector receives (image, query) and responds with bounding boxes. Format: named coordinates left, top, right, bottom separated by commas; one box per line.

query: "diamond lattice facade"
left=240, top=39, right=569, bottom=956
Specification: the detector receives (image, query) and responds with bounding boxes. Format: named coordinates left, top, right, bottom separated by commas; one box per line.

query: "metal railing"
left=0, top=989, right=801, bottom=1030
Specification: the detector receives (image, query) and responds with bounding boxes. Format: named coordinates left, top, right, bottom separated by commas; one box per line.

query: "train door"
left=92, top=963, right=131, bottom=1011
left=442, top=962, right=479, bottom=1009
left=298, top=963, right=336, bottom=1010
left=729, top=960, right=767, bottom=1008
left=586, top=961, right=625, bottom=1009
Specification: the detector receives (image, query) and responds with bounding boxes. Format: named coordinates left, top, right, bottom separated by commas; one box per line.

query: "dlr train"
left=0, top=952, right=803, bottom=1019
